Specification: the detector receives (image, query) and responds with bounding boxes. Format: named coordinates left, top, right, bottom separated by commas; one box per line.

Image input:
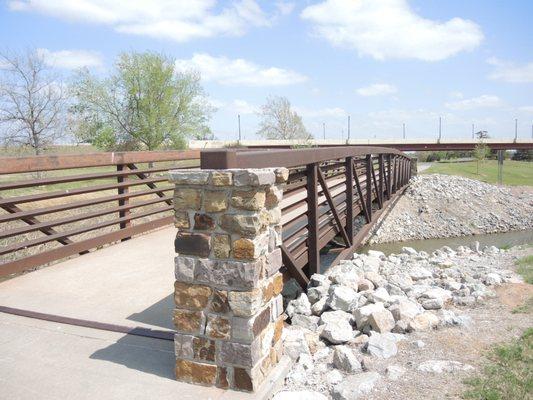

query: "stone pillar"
left=169, top=167, right=288, bottom=392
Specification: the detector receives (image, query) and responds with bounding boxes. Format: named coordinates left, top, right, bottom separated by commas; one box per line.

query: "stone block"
left=210, top=171, right=233, bottom=186
left=271, top=294, right=283, bottom=321
left=174, top=256, right=196, bottom=283
left=212, top=234, right=231, bottom=259
left=175, top=359, right=217, bottom=385
left=174, top=281, right=212, bottom=310
left=231, top=189, right=266, bottom=211
left=217, top=339, right=261, bottom=367
left=265, top=186, right=283, bottom=209
left=233, top=236, right=268, bottom=260
left=204, top=190, right=228, bottom=212
left=233, top=170, right=276, bottom=187
left=262, top=279, right=274, bottom=303
left=193, top=337, right=216, bottom=362
left=195, top=259, right=262, bottom=289
left=220, top=214, right=263, bottom=237
left=173, top=309, right=205, bottom=334
left=273, top=317, right=284, bottom=344
left=169, top=170, right=210, bottom=185
left=210, top=289, right=229, bottom=314
left=174, top=211, right=190, bottom=229
left=217, top=366, right=231, bottom=389
left=174, top=333, right=194, bottom=359
left=274, top=168, right=289, bottom=183
left=174, top=188, right=202, bottom=211
left=272, top=273, right=283, bottom=296
left=175, top=232, right=211, bottom=257
left=193, top=213, right=215, bottom=230
left=232, top=306, right=271, bottom=343
left=206, top=315, right=231, bottom=340
left=259, top=208, right=281, bottom=226
left=265, top=248, right=282, bottom=277
left=228, top=289, right=263, bottom=317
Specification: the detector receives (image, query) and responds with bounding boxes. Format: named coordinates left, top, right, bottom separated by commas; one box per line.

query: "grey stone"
left=174, top=256, right=196, bottom=283
left=286, top=293, right=312, bottom=317
left=388, top=298, right=422, bottom=321
left=217, top=340, right=261, bottom=367
left=220, top=214, right=263, bottom=237
left=308, top=285, right=329, bottom=304
left=333, top=346, right=362, bottom=373
left=292, top=314, right=320, bottom=331
left=365, top=332, right=398, bottom=358
left=283, top=327, right=311, bottom=360
left=195, top=258, right=261, bottom=289
left=320, top=319, right=354, bottom=344
left=233, top=169, right=276, bottom=186
left=417, top=360, right=474, bottom=374
left=353, top=302, right=385, bottom=330
left=320, top=310, right=353, bottom=326
left=311, top=297, right=328, bottom=316
left=422, top=298, right=443, bottom=310
left=484, top=273, right=502, bottom=285
left=331, top=372, right=380, bottom=400
left=168, top=170, right=209, bottom=185
left=327, top=285, right=358, bottom=312
left=174, top=333, right=194, bottom=359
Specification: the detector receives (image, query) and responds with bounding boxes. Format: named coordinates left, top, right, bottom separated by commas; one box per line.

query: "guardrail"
left=0, top=150, right=200, bottom=277
left=201, top=147, right=413, bottom=285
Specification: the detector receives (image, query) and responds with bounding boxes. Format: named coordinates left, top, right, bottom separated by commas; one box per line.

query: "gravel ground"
left=367, top=174, right=533, bottom=244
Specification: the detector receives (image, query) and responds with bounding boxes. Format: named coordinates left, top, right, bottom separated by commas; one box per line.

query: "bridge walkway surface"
left=0, top=227, right=287, bottom=400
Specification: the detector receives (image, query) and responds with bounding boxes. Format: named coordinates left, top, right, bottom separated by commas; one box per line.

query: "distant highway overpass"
left=190, top=138, right=533, bottom=151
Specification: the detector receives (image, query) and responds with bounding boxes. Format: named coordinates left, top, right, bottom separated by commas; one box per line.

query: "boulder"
left=331, top=372, right=380, bottom=400
left=327, top=285, right=358, bottom=312
left=357, top=278, right=375, bottom=291
left=286, top=293, right=312, bottom=317
left=320, top=310, right=354, bottom=326
left=484, top=273, right=502, bottom=285
left=408, top=312, right=439, bottom=332
left=367, top=308, right=395, bottom=333
left=353, top=302, right=386, bottom=329
left=388, top=298, right=422, bottom=321
left=326, top=369, right=344, bottom=386
left=292, top=314, right=320, bottom=331
left=367, top=287, right=391, bottom=304
left=283, top=327, right=311, bottom=360
left=421, top=298, right=443, bottom=310
left=418, top=360, right=474, bottom=374
left=320, top=319, right=354, bottom=344
left=311, top=297, right=328, bottom=316
left=365, top=332, right=398, bottom=358
left=333, top=345, right=362, bottom=373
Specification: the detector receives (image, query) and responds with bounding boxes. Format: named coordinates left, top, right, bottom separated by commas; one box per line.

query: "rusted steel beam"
left=345, top=156, right=354, bottom=244
left=317, top=167, right=351, bottom=246
left=0, top=216, right=173, bottom=276
left=0, top=150, right=200, bottom=174
left=370, top=158, right=382, bottom=209
left=117, top=164, right=131, bottom=237
left=365, top=155, right=373, bottom=221
left=280, top=244, right=309, bottom=288
left=306, top=163, right=320, bottom=275
left=352, top=161, right=370, bottom=223
left=378, top=155, right=385, bottom=206
left=127, top=163, right=172, bottom=206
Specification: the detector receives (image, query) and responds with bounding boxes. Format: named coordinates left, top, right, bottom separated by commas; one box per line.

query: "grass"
left=463, top=328, right=533, bottom=400
left=516, top=255, right=533, bottom=284
left=512, top=297, right=533, bottom=314
left=421, top=160, right=533, bottom=186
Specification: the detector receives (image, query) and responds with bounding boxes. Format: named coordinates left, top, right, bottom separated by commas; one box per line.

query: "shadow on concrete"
left=127, top=293, right=174, bottom=330
left=90, top=334, right=175, bottom=380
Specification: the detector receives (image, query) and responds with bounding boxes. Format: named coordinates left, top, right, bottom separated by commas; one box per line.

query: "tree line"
left=0, top=49, right=310, bottom=155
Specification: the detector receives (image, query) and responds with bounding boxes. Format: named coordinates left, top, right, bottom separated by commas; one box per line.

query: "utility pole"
left=438, top=117, right=442, bottom=141
left=472, top=123, right=474, bottom=139
left=323, top=122, right=326, bottom=140
left=238, top=114, right=241, bottom=141
left=347, top=115, right=351, bottom=140
left=514, top=118, right=518, bottom=140
left=402, top=123, right=406, bottom=139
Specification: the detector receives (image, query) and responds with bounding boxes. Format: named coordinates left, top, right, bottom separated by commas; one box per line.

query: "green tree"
left=473, top=141, right=490, bottom=174
left=70, top=51, right=213, bottom=151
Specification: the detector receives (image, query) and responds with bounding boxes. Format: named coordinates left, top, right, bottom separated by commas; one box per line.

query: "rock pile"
left=276, top=243, right=522, bottom=400
left=368, top=174, right=533, bottom=244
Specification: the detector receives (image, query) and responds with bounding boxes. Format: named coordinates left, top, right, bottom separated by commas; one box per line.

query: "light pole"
left=438, top=117, right=442, bottom=141
left=238, top=114, right=241, bottom=141
left=402, top=123, right=406, bottom=139
left=323, top=122, right=326, bottom=140
left=515, top=118, right=518, bottom=140
left=472, top=123, right=474, bottom=139
left=347, top=115, right=351, bottom=141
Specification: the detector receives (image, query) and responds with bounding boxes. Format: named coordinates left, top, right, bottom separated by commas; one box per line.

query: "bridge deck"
left=0, top=227, right=282, bottom=400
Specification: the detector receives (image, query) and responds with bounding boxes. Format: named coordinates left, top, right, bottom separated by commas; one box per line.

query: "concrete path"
left=0, top=227, right=288, bottom=399
left=417, top=162, right=432, bottom=172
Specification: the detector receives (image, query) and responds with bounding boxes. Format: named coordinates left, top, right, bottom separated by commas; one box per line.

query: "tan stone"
left=228, top=289, right=263, bottom=317
left=173, top=309, right=205, bottom=334
left=174, top=211, right=190, bottom=229
left=233, top=238, right=255, bottom=260
left=231, top=190, right=266, bottom=211
left=265, top=186, right=283, bottom=209
left=211, top=171, right=233, bottom=186
left=274, top=168, right=289, bottom=183
left=204, top=190, right=228, bottom=212
left=272, top=273, right=283, bottom=296
left=212, top=234, right=231, bottom=259
left=259, top=208, right=281, bottom=227
left=174, top=281, right=212, bottom=310
left=273, top=317, right=284, bottom=344
left=174, top=188, right=202, bottom=211
left=262, top=280, right=274, bottom=303
left=175, top=359, right=217, bottom=385
left=220, top=214, right=263, bottom=237
left=206, top=315, right=231, bottom=340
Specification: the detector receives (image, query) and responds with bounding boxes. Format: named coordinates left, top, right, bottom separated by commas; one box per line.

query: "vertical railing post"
left=345, top=156, right=354, bottom=244
left=117, top=163, right=131, bottom=241
left=365, top=154, right=372, bottom=221
left=307, top=163, right=320, bottom=275
left=386, top=154, right=392, bottom=200
left=378, top=154, right=384, bottom=206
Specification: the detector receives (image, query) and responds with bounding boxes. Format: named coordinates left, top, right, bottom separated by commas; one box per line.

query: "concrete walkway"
left=0, top=227, right=286, bottom=399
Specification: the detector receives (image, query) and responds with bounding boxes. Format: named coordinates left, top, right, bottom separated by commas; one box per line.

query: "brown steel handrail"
left=200, top=146, right=413, bottom=286
left=0, top=149, right=200, bottom=277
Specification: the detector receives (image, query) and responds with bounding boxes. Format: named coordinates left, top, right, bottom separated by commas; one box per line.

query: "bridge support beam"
left=169, top=167, right=288, bottom=392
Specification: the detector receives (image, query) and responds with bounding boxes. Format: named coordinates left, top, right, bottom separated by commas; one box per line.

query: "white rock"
left=273, top=391, right=328, bottom=400
left=320, top=319, right=354, bottom=344
left=292, top=314, right=320, bottom=331
left=311, top=297, right=328, bottom=316
left=418, top=360, right=474, bottom=374
left=389, top=298, right=422, bottom=321
left=333, top=346, right=362, bottom=373
left=353, top=302, right=385, bottom=329
left=283, top=327, right=311, bottom=360
left=286, top=293, right=312, bottom=317
left=365, top=332, right=398, bottom=358
left=357, top=278, right=375, bottom=291
left=320, top=310, right=353, bottom=326
left=409, top=266, right=433, bottom=280
left=386, top=364, right=406, bottom=380
left=327, top=285, right=358, bottom=312
left=367, top=308, right=395, bottom=333
left=408, top=312, right=439, bottom=331
left=326, top=370, right=344, bottom=386
left=484, top=273, right=502, bottom=285
left=331, top=372, right=381, bottom=400
left=367, top=250, right=385, bottom=258
left=402, top=246, right=418, bottom=256
left=421, top=298, right=444, bottom=310
left=367, top=287, right=391, bottom=303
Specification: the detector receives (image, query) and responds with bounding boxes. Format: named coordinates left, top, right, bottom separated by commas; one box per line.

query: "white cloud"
left=37, top=48, right=103, bottom=69
left=211, top=99, right=258, bottom=115
left=356, top=83, right=397, bottom=97
left=301, top=0, right=483, bottom=61
left=487, top=57, right=533, bottom=83
left=518, top=105, right=533, bottom=113
left=295, top=106, right=347, bottom=118
left=175, top=53, right=307, bottom=86
left=445, top=95, right=502, bottom=110
left=9, top=0, right=284, bottom=42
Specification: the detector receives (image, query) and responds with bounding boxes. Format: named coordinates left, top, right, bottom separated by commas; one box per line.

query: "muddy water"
left=358, top=229, right=533, bottom=255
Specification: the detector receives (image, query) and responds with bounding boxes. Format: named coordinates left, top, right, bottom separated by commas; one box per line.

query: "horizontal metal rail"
left=1, top=150, right=200, bottom=277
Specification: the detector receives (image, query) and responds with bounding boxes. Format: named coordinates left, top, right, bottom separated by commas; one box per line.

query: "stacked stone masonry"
left=169, top=167, right=289, bottom=392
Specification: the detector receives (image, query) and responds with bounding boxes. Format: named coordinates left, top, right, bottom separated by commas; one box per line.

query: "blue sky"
left=1, top=0, right=532, bottom=141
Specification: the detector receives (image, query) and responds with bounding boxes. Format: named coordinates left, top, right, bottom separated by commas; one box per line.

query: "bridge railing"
left=0, top=150, right=200, bottom=277
left=201, top=146, right=413, bottom=285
